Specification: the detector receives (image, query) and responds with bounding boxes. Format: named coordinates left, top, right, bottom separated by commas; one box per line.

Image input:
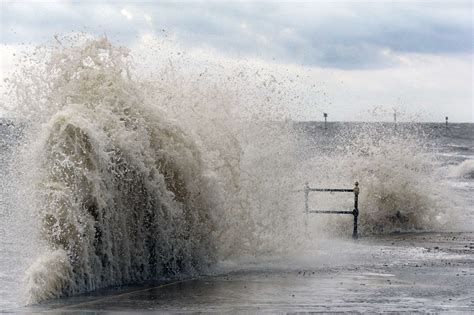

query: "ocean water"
left=1, top=118, right=472, bottom=310
left=0, top=38, right=472, bottom=309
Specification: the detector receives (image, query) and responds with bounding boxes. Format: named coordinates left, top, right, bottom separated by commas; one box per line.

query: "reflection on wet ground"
left=14, top=232, right=474, bottom=313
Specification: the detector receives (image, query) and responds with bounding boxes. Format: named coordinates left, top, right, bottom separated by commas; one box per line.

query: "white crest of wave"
left=352, top=135, right=446, bottom=233
left=6, top=37, right=273, bottom=302
left=298, top=126, right=450, bottom=235
left=25, top=249, right=72, bottom=303
left=449, top=159, right=474, bottom=179
left=2, top=36, right=456, bottom=304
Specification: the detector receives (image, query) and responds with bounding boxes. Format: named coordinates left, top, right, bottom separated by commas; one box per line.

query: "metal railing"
left=304, top=181, right=360, bottom=239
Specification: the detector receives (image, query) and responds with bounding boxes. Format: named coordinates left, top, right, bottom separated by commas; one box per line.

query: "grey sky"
left=1, top=0, right=473, bottom=121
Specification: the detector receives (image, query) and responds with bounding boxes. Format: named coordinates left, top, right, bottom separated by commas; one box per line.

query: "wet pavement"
left=8, top=232, right=474, bottom=313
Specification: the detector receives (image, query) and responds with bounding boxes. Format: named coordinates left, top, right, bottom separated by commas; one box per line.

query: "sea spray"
left=450, top=159, right=474, bottom=179
left=1, top=36, right=456, bottom=304
left=349, top=130, right=446, bottom=233
left=4, top=37, right=299, bottom=302
left=20, top=38, right=223, bottom=300
left=295, top=123, right=451, bottom=236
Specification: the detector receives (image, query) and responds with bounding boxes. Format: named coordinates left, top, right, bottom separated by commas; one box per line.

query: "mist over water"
left=0, top=37, right=471, bottom=306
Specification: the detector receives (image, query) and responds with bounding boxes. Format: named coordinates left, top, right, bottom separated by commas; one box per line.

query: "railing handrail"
left=307, top=188, right=354, bottom=192
left=303, top=181, right=360, bottom=239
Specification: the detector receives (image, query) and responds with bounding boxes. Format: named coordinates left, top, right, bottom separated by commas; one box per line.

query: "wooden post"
left=323, top=113, right=328, bottom=130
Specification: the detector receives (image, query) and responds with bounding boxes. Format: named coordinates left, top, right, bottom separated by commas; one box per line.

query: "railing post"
left=352, top=181, right=359, bottom=239
left=304, top=182, right=309, bottom=214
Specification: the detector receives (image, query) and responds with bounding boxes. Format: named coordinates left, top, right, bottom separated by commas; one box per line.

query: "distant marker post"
left=393, top=109, right=398, bottom=131
left=323, top=113, right=328, bottom=130
left=445, top=116, right=448, bottom=129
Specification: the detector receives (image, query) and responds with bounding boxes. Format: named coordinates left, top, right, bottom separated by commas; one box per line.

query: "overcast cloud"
left=0, top=0, right=472, bottom=121
left=2, top=1, right=472, bottom=69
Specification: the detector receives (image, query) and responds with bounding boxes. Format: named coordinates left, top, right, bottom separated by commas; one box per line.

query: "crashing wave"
left=449, top=159, right=474, bottom=179
left=2, top=36, right=456, bottom=303
left=13, top=38, right=231, bottom=301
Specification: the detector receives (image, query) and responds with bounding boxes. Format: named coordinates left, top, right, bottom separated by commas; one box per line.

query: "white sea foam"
left=449, top=159, right=474, bottom=179
left=1, top=36, right=460, bottom=304
left=3, top=37, right=300, bottom=302
left=296, top=126, right=452, bottom=235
